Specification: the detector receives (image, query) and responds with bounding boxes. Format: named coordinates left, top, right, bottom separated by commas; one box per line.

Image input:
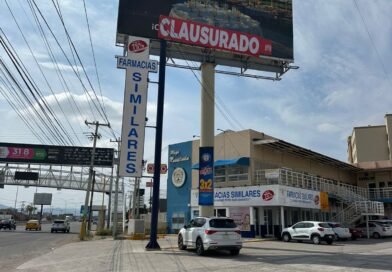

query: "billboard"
left=0, top=143, right=114, bottom=167
left=34, top=193, right=52, bottom=205
left=116, top=0, right=293, bottom=73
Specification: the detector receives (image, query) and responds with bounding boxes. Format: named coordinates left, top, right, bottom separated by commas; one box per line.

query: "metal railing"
left=333, top=201, right=384, bottom=224
left=368, top=187, right=392, bottom=200
left=255, top=168, right=368, bottom=202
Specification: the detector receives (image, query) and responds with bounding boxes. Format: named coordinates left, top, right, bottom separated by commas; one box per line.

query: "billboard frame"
left=116, top=0, right=294, bottom=75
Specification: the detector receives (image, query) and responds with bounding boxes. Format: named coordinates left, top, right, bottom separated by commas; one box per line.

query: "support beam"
left=199, top=62, right=215, bottom=217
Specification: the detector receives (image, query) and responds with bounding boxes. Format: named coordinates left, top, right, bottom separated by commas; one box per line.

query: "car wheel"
left=196, top=238, right=205, bottom=256
left=312, top=235, right=321, bottom=245
left=373, top=232, right=381, bottom=239
left=230, top=249, right=240, bottom=256
left=51, top=229, right=54, bottom=233
left=326, top=239, right=333, bottom=245
left=282, top=233, right=291, bottom=242
left=178, top=235, right=187, bottom=250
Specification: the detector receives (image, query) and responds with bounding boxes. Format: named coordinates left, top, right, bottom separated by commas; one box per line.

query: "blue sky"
left=0, top=0, right=391, bottom=210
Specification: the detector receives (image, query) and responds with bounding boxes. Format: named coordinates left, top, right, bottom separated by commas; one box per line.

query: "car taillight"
left=204, top=230, right=217, bottom=235
left=234, top=230, right=241, bottom=234
left=318, top=227, right=324, bottom=232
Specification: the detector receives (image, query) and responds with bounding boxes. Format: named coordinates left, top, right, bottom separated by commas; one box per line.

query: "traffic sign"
left=146, top=163, right=167, bottom=174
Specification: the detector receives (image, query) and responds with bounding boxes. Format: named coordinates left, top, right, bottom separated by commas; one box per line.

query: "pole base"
left=145, top=240, right=161, bottom=250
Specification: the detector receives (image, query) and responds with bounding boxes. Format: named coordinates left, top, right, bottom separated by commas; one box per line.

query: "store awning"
left=192, top=157, right=250, bottom=170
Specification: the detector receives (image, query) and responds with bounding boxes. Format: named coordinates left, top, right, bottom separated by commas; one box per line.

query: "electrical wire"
left=5, top=1, right=83, bottom=146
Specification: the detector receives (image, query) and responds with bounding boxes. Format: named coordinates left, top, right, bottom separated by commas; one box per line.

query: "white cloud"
left=317, top=123, right=340, bottom=133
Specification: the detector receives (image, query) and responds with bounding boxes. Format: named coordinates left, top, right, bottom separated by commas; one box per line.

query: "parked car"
left=327, top=222, right=352, bottom=240
left=51, top=220, right=70, bottom=233
left=0, top=219, right=16, bottom=230
left=356, top=222, right=392, bottom=238
left=281, top=221, right=335, bottom=245
left=25, top=220, right=41, bottom=231
left=349, top=227, right=363, bottom=240
left=178, top=217, right=242, bottom=256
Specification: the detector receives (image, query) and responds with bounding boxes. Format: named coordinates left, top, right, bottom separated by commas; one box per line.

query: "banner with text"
left=192, top=185, right=320, bottom=209
left=198, top=146, right=214, bottom=205
left=118, top=36, right=158, bottom=177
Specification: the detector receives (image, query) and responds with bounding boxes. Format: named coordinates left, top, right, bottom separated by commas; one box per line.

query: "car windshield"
left=209, top=219, right=237, bottom=228
left=54, top=220, right=64, bottom=224
left=319, top=223, right=331, bottom=228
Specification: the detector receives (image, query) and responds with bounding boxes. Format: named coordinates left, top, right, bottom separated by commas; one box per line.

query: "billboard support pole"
left=146, top=39, right=167, bottom=250
left=199, top=62, right=215, bottom=217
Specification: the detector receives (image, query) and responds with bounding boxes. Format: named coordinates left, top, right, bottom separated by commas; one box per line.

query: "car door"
left=184, top=220, right=195, bottom=246
left=191, top=218, right=206, bottom=245
left=303, top=222, right=315, bottom=239
left=291, top=222, right=305, bottom=239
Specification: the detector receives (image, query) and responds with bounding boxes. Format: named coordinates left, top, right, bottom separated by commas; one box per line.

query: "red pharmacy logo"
left=262, top=190, right=274, bottom=201
left=128, top=40, right=148, bottom=53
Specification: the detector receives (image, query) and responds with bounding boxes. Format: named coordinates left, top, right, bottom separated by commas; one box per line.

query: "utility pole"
left=107, top=167, right=114, bottom=229
left=80, top=120, right=110, bottom=240
left=110, top=138, right=121, bottom=239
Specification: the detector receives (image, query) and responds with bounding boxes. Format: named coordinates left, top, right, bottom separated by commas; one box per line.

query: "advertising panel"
left=198, top=146, right=214, bottom=205
left=320, top=192, right=329, bottom=211
left=34, top=193, right=52, bottom=205
left=118, top=36, right=158, bottom=177
left=191, top=185, right=321, bottom=209
left=0, top=143, right=113, bottom=167
left=116, top=0, right=293, bottom=72
left=229, top=207, right=251, bottom=232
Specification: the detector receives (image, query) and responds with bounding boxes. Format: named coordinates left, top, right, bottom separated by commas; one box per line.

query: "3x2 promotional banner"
left=198, top=146, right=214, bottom=205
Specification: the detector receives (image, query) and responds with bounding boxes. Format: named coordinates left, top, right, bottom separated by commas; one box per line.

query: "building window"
left=215, top=166, right=226, bottom=182
left=172, top=212, right=185, bottom=230
left=214, top=165, right=249, bottom=182
left=214, top=208, right=227, bottom=217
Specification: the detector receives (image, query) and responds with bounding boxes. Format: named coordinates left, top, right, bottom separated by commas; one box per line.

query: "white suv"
left=178, top=217, right=242, bottom=256
left=281, top=221, right=335, bottom=245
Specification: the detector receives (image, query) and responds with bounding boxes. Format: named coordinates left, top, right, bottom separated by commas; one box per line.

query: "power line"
left=353, top=0, right=391, bottom=83
left=5, top=1, right=83, bottom=146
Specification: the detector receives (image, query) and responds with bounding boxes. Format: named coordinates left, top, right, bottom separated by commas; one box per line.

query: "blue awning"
left=192, top=157, right=249, bottom=170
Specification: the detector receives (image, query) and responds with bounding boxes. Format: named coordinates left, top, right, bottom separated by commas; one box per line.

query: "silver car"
left=51, top=220, right=70, bottom=233
left=328, top=222, right=352, bottom=240
left=356, top=221, right=392, bottom=238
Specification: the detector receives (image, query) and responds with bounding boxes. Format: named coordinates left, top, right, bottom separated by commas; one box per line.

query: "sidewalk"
left=16, top=236, right=273, bottom=272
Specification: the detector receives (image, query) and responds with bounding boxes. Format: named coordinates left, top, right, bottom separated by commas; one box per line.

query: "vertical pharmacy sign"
left=117, top=36, right=158, bottom=177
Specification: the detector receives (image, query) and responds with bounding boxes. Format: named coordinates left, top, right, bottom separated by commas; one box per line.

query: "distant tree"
left=25, top=205, right=36, bottom=218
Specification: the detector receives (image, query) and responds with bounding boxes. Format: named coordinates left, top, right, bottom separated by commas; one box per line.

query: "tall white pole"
left=199, top=63, right=215, bottom=217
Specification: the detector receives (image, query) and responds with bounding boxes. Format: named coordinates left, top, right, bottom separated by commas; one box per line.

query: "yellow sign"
left=320, top=192, right=329, bottom=211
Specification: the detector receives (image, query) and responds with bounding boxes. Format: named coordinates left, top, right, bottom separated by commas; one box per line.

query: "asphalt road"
left=0, top=222, right=81, bottom=272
